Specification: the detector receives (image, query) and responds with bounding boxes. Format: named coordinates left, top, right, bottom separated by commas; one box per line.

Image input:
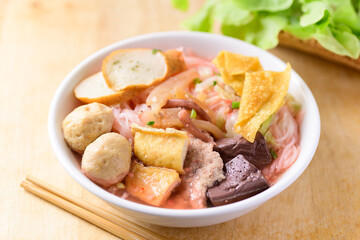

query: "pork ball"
left=81, top=132, right=131, bottom=186
left=62, top=102, right=114, bottom=153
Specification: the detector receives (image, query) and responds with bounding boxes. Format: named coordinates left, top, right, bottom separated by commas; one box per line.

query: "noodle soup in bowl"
left=48, top=31, right=320, bottom=227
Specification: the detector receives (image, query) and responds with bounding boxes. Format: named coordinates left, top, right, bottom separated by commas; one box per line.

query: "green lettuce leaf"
left=315, top=9, right=331, bottom=29
left=182, top=0, right=216, bottom=32
left=286, top=5, right=331, bottom=40
left=325, top=0, right=352, bottom=8
left=232, top=0, right=294, bottom=12
left=333, top=3, right=360, bottom=33
left=213, top=0, right=253, bottom=26
left=314, top=25, right=360, bottom=58
left=171, top=0, right=189, bottom=11
left=300, top=1, right=328, bottom=26
left=222, top=14, right=287, bottom=49
left=174, top=0, right=360, bottom=59
left=352, top=0, right=360, bottom=11
left=286, top=23, right=317, bottom=39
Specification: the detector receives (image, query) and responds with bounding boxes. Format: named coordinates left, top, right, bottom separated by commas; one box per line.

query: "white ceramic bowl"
left=48, top=31, right=320, bottom=227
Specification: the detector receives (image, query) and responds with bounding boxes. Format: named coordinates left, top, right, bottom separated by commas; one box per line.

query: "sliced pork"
left=164, top=135, right=225, bottom=209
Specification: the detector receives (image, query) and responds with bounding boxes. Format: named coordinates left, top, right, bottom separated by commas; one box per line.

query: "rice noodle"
left=262, top=106, right=301, bottom=185
left=180, top=47, right=219, bottom=73
left=194, top=75, right=235, bottom=120
left=112, top=103, right=149, bottom=144
left=184, top=56, right=218, bottom=72
left=225, top=110, right=241, bottom=138
left=197, top=66, right=214, bottom=79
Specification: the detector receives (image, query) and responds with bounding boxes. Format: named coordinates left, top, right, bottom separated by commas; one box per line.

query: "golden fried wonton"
left=234, top=63, right=292, bottom=142
left=212, top=50, right=263, bottom=95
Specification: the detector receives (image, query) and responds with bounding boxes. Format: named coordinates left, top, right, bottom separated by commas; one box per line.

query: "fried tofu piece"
left=125, top=162, right=181, bottom=206
left=131, top=124, right=189, bottom=173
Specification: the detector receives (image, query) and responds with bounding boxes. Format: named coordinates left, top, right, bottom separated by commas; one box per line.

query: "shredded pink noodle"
left=181, top=47, right=219, bottom=73
left=262, top=106, right=302, bottom=185
left=112, top=103, right=149, bottom=144
left=205, top=89, right=233, bottom=115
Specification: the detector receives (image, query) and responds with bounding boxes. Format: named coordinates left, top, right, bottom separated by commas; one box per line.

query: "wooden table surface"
left=1, top=0, right=360, bottom=239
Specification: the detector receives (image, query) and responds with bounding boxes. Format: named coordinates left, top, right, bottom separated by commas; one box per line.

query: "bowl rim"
left=48, top=31, right=320, bottom=218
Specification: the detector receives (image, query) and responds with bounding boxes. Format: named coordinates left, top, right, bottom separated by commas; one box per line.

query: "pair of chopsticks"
left=21, top=175, right=166, bottom=240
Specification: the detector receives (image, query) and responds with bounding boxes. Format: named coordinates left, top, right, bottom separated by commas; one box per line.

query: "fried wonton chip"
left=238, top=71, right=274, bottom=123
left=212, top=50, right=263, bottom=95
left=234, top=63, right=291, bottom=142
left=224, top=51, right=263, bottom=75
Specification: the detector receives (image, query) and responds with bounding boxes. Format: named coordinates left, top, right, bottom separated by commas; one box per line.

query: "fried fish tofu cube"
left=125, top=162, right=181, bottom=206
left=131, top=124, right=189, bottom=173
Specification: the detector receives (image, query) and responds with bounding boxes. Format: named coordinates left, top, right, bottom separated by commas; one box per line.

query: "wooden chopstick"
left=20, top=180, right=145, bottom=240
left=25, top=175, right=166, bottom=240
left=21, top=176, right=166, bottom=240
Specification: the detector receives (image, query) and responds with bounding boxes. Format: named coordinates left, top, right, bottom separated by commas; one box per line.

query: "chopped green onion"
left=231, top=101, right=240, bottom=109
left=146, top=121, right=155, bottom=126
left=131, top=65, right=138, bottom=71
left=193, top=78, right=202, bottom=84
left=213, top=80, right=217, bottom=86
left=190, top=109, right=197, bottom=119
left=264, top=131, right=278, bottom=148
left=270, top=148, right=278, bottom=159
left=288, top=102, right=302, bottom=115
left=115, top=182, right=125, bottom=189
left=259, top=115, right=273, bottom=135
left=152, top=49, right=162, bottom=54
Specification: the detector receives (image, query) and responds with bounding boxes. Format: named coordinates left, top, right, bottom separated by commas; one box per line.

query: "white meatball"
left=62, top=102, right=114, bottom=153
left=81, top=132, right=131, bottom=186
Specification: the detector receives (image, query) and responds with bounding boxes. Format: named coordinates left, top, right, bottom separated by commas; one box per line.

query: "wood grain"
left=0, top=0, right=359, bottom=239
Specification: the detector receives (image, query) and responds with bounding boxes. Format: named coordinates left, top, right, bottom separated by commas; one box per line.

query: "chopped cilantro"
left=213, top=81, right=217, bottom=86
left=112, top=60, right=120, bottom=65
left=231, top=101, right=240, bottom=109
left=146, top=121, right=155, bottom=126
left=193, top=78, right=202, bottom=84
left=190, top=109, right=197, bottom=119
left=131, top=65, right=139, bottom=71
left=270, top=148, right=278, bottom=159
left=152, top=49, right=162, bottom=54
